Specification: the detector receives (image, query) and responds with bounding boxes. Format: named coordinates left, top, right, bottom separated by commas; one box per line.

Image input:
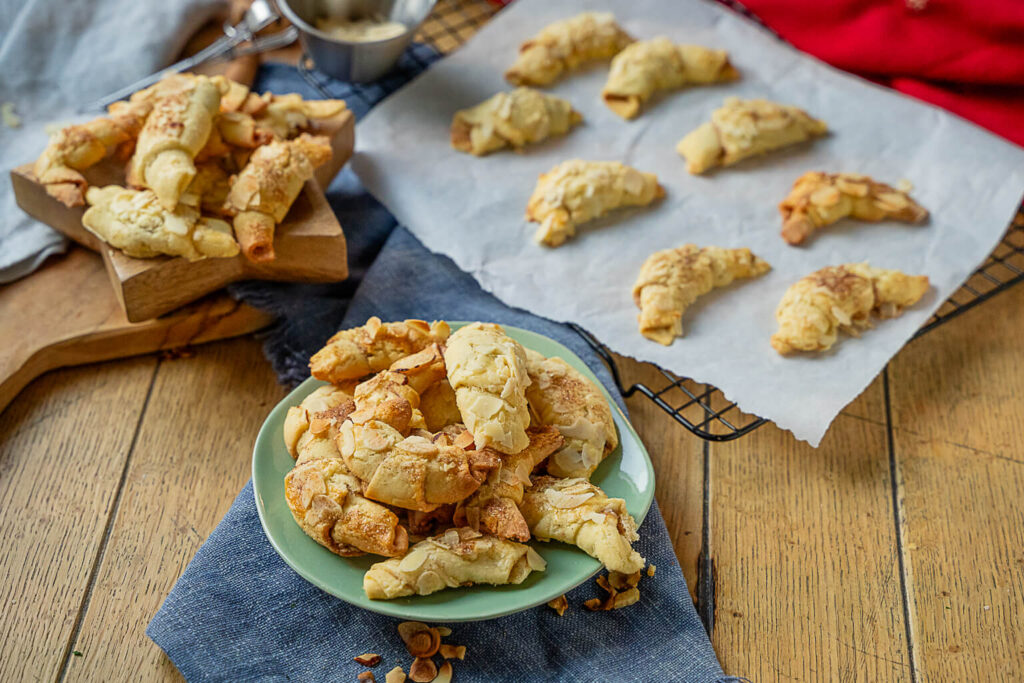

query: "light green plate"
left=252, top=323, right=655, bottom=622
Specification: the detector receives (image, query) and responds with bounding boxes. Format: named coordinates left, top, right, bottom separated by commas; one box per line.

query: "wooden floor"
left=1, top=281, right=1021, bottom=682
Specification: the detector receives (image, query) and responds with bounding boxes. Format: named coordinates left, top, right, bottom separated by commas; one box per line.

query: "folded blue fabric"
left=147, top=53, right=730, bottom=683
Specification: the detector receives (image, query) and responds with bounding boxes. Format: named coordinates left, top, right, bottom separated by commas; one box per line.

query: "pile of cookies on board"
left=32, top=73, right=346, bottom=263
left=283, top=318, right=646, bottom=600
left=450, top=12, right=932, bottom=354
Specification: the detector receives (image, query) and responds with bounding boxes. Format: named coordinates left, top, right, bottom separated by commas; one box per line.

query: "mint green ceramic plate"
left=252, top=323, right=655, bottom=622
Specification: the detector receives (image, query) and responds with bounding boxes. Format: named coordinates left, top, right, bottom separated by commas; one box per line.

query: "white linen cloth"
left=351, top=0, right=1024, bottom=445
left=0, top=0, right=226, bottom=283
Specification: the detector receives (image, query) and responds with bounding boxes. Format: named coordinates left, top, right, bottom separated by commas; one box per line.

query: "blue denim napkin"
left=147, top=53, right=732, bottom=683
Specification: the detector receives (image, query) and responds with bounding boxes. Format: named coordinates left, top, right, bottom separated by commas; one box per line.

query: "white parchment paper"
left=351, top=0, right=1024, bottom=445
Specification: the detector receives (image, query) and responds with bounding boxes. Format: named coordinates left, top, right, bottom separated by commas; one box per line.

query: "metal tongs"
left=82, top=0, right=298, bottom=112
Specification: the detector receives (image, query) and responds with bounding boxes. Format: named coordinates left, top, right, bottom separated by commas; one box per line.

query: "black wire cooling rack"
left=309, top=0, right=1024, bottom=441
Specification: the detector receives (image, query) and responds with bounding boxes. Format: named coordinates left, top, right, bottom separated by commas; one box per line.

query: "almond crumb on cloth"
left=398, top=622, right=441, bottom=658
left=585, top=569, right=647, bottom=611
left=385, top=667, right=407, bottom=683
left=357, top=672, right=376, bottom=682
left=408, top=657, right=437, bottom=682
left=354, top=653, right=382, bottom=667
left=548, top=594, right=569, bottom=616
left=434, top=661, right=454, bottom=683
left=647, top=564, right=656, bottom=577
left=439, top=644, right=466, bottom=660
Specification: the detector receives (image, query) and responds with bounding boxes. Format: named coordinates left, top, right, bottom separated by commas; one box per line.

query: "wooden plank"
left=0, top=357, right=157, bottom=683
left=63, top=338, right=285, bottom=682
left=888, top=284, right=1024, bottom=681
left=0, top=247, right=273, bottom=414
left=614, top=354, right=705, bottom=598
left=710, top=379, right=913, bottom=681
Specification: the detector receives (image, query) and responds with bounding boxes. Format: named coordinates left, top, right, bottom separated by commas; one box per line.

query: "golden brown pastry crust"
left=223, top=133, right=332, bottom=263
left=602, top=38, right=739, bottom=119
left=128, top=74, right=222, bottom=210
left=453, top=426, right=564, bottom=541
left=505, top=12, right=634, bottom=87
left=451, top=88, right=582, bottom=156
left=779, top=172, right=929, bottom=245
left=771, top=263, right=930, bottom=355
left=363, top=527, right=544, bottom=599
left=310, top=317, right=451, bottom=384
left=82, top=185, right=239, bottom=261
left=521, top=476, right=644, bottom=574
left=632, top=245, right=771, bottom=345
left=676, top=97, right=827, bottom=174
left=443, top=322, right=532, bottom=454
left=526, top=160, right=664, bottom=247
left=523, top=349, right=618, bottom=479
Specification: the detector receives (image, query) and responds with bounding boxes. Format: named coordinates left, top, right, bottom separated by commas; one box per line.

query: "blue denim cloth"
left=147, top=53, right=731, bottom=683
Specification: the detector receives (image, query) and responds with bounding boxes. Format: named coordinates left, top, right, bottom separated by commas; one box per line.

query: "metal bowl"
left=277, top=0, right=437, bottom=83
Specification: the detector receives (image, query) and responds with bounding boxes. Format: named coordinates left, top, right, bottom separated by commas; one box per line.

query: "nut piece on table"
left=357, top=672, right=376, bottom=682
left=434, top=661, right=454, bottom=683
left=385, top=667, right=407, bottom=683
left=354, top=653, right=382, bottom=667
left=647, top=564, right=656, bottom=577
left=439, top=644, right=467, bottom=660
left=408, top=657, right=438, bottom=682
left=436, top=626, right=452, bottom=637
left=398, top=622, right=441, bottom=658
left=547, top=594, right=569, bottom=616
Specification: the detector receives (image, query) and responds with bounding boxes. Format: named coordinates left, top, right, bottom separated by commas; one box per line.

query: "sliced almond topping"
left=398, top=622, right=441, bottom=658
left=453, top=430, right=475, bottom=449
left=354, top=653, right=382, bottom=667
left=408, top=657, right=438, bottom=682
left=433, top=661, right=453, bottom=683
left=809, top=186, right=841, bottom=207
left=875, top=191, right=909, bottom=209
left=896, top=178, right=913, bottom=193
left=544, top=488, right=594, bottom=509
left=547, top=594, right=568, bottom=617
left=401, top=437, right=440, bottom=456
left=349, top=406, right=377, bottom=425
left=525, top=546, right=547, bottom=571
left=398, top=549, right=428, bottom=573
left=835, top=177, right=869, bottom=197
left=613, top=587, right=641, bottom=609
left=358, top=672, right=377, bottom=683
left=439, top=644, right=466, bottom=660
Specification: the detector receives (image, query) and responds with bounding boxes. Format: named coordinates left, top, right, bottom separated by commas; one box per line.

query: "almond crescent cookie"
left=283, top=383, right=354, bottom=459
left=223, top=133, right=332, bottom=262
left=602, top=38, right=739, bottom=119
left=310, top=317, right=451, bottom=384
left=771, top=263, right=930, bottom=355
left=779, top=172, right=929, bottom=245
left=505, top=12, right=634, bottom=87
left=453, top=426, right=564, bottom=541
left=521, top=476, right=644, bottom=574
left=285, top=457, right=409, bottom=558
left=82, top=185, right=239, bottom=260
left=127, top=74, right=222, bottom=210
left=527, top=160, right=664, bottom=247
left=33, top=100, right=151, bottom=207
left=363, top=528, right=545, bottom=599
left=451, top=88, right=582, bottom=156
left=418, top=380, right=464, bottom=432
left=523, top=349, right=618, bottom=479
left=444, top=323, right=532, bottom=454
left=632, top=245, right=771, bottom=345
left=676, top=97, right=827, bottom=174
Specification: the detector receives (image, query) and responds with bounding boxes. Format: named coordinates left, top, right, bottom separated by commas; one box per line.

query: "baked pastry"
left=350, top=370, right=427, bottom=433
left=310, top=317, right=451, bottom=384
left=223, top=133, right=332, bottom=262
left=33, top=100, right=151, bottom=207
left=252, top=93, right=348, bottom=140
left=127, top=74, right=222, bottom=210
left=388, top=344, right=448, bottom=395
left=451, top=88, right=582, bottom=156
left=771, top=263, right=930, bottom=354
left=632, top=245, right=771, bottom=345
left=363, top=527, right=545, bottom=599
left=779, top=172, right=929, bottom=245
left=527, top=160, right=664, bottom=247
left=282, top=383, right=354, bottom=459
left=602, top=38, right=739, bottom=119
left=520, top=476, right=644, bottom=574
left=285, top=457, right=409, bottom=557
left=524, top=349, right=617, bottom=479
left=443, top=322, right=532, bottom=454
left=676, top=97, right=827, bottom=174
left=454, top=426, right=564, bottom=541
left=418, top=380, right=463, bottom=432
left=505, top=12, right=633, bottom=87
left=82, top=185, right=239, bottom=260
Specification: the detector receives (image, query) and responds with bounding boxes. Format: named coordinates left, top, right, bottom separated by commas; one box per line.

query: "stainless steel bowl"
left=277, top=0, right=437, bottom=83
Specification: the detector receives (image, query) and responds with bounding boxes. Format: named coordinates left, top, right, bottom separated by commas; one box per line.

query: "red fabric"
left=731, top=0, right=1024, bottom=146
